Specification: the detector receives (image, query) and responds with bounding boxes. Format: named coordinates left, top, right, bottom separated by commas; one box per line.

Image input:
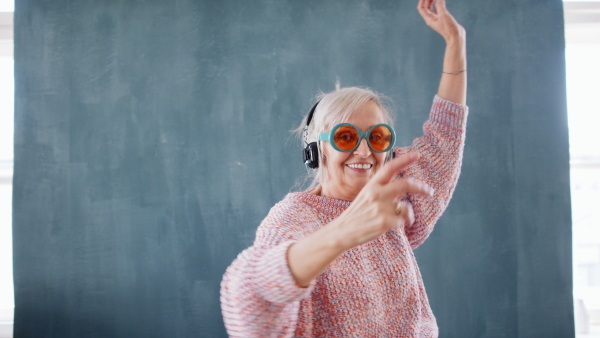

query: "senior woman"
left=221, top=0, right=467, bottom=336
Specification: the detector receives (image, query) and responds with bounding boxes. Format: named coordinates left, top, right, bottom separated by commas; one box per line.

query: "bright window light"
left=0, top=0, right=13, bottom=12
left=0, top=59, right=13, bottom=161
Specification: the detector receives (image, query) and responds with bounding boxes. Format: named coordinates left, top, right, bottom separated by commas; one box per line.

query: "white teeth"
left=347, top=163, right=372, bottom=169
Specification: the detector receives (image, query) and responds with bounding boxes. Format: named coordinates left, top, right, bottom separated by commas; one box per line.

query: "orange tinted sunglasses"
left=319, top=123, right=396, bottom=152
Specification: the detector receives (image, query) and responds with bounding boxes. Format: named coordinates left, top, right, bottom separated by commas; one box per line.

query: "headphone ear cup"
left=303, top=142, right=319, bottom=169
left=385, top=150, right=397, bottom=162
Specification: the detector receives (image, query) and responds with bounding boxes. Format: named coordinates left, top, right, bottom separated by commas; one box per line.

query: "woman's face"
left=320, top=101, right=388, bottom=201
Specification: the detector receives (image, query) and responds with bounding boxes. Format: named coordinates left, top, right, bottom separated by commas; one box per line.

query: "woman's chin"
left=349, top=178, right=370, bottom=193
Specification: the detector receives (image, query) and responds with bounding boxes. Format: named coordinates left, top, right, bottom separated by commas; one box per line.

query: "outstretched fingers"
left=372, top=151, right=420, bottom=185
left=386, top=177, right=434, bottom=200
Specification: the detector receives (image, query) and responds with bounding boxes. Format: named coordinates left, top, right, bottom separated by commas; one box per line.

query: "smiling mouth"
left=346, top=163, right=373, bottom=170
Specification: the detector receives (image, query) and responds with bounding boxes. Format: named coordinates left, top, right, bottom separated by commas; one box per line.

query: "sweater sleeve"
left=394, top=95, right=468, bottom=249
left=220, top=199, right=318, bottom=337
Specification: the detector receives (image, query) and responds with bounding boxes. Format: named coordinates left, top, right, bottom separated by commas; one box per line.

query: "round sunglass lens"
left=369, top=125, right=393, bottom=152
left=333, top=125, right=359, bottom=151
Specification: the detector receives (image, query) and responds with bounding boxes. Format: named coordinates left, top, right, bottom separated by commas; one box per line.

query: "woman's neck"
left=317, top=184, right=358, bottom=201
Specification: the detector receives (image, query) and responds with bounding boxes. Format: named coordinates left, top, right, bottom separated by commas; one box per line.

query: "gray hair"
left=294, top=86, right=395, bottom=191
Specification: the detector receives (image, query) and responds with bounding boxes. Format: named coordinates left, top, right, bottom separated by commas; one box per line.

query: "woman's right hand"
left=331, top=151, right=434, bottom=250
left=288, top=151, right=433, bottom=287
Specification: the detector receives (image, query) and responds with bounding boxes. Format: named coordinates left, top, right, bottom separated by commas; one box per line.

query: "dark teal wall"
left=13, top=0, right=572, bottom=337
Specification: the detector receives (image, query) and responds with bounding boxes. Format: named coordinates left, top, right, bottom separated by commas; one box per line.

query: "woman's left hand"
left=417, top=0, right=465, bottom=43
left=418, top=0, right=467, bottom=104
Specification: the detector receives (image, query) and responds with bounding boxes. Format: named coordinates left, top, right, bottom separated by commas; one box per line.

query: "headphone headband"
left=303, top=100, right=321, bottom=169
left=305, top=101, right=320, bottom=126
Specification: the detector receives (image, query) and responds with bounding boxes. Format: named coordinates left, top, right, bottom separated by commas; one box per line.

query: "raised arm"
left=395, top=96, right=467, bottom=249
left=418, top=0, right=467, bottom=104
left=393, top=0, right=468, bottom=248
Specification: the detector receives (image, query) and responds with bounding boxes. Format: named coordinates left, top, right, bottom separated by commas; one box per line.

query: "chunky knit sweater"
left=221, top=96, right=468, bottom=337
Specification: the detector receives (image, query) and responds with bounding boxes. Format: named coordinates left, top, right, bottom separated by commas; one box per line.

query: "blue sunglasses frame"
left=319, top=123, right=396, bottom=153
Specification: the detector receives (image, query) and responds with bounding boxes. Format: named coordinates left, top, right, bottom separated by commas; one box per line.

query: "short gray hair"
left=294, top=86, right=395, bottom=191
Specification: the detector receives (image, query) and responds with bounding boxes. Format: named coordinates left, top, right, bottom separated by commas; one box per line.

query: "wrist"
left=323, top=218, right=353, bottom=253
left=444, top=31, right=466, bottom=48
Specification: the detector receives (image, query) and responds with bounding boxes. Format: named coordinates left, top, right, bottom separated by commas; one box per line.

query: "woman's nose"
left=354, top=137, right=371, bottom=157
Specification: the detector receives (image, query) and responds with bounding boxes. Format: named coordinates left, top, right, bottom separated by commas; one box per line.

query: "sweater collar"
left=286, top=190, right=352, bottom=214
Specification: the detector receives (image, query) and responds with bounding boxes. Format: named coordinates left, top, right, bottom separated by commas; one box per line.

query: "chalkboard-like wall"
left=13, top=0, right=573, bottom=337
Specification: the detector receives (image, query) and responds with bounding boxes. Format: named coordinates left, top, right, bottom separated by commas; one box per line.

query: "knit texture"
left=221, top=96, right=468, bottom=337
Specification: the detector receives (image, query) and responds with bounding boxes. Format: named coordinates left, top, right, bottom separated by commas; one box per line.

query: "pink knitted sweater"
left=221, top=96, right=468, bottom=337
